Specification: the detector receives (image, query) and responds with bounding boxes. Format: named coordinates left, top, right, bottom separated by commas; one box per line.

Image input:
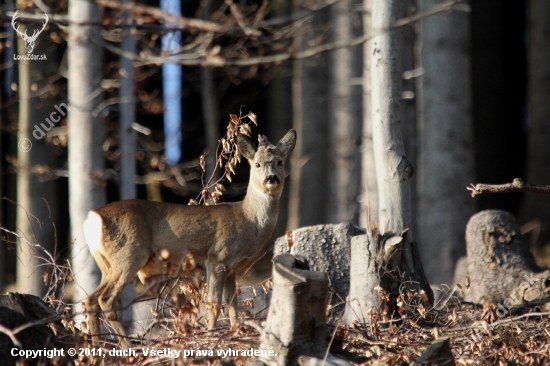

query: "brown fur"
left=84, top=130, right=296, bottom=348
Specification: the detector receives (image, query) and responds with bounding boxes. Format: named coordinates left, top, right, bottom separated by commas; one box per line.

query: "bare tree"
left=519, top=0, right=550, bottom=247
left=345, top=0, right=432, bottom=323
left=359, top=0, right=377, bottom=228
left=15, top=3, right=58, bottom=297
left=328, top=0, right=362, bottom=225
left=417, top=0, right=475, bottom=286
left=119, top=0, right=137, bottom=332
left=67, top=0, right=106, bottom=318
left=288, top=2, right=331, bottom=229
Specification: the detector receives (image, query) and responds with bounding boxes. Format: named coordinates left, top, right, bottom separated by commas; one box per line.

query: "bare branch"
left=87, top=0, right=465, bottom=68
left=467, top=178, right=550, bottom=197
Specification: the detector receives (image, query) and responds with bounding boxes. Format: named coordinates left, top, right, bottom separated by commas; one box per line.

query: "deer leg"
left=223, top=274, right=238, bottom=326
left=97, top=273, right=135, bottom=349
left=86, top=277, right=110, bottom=346
left=206, top=259, right=227, bottom=329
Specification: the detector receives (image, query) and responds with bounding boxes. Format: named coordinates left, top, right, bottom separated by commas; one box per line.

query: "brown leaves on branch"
left=192, top=111, right=257, bottom=205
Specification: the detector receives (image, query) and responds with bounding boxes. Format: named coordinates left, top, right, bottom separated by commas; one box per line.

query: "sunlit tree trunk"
left=68, top=0, right=106, bottom=318
left=16, top=1, right=58, bottom=297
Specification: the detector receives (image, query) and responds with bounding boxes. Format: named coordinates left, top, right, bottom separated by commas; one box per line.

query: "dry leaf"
left=286, top=231, right=294, bottom=247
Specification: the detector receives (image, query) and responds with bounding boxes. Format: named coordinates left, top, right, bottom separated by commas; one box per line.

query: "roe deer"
left=83, top=129, right=296, bottom=347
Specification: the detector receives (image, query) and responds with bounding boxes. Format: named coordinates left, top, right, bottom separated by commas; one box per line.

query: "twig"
left=89, top=0, right=466, bottom=68
left=0, top=324, right=23, bottom=348
left=467, top=178, right=550, bottom=197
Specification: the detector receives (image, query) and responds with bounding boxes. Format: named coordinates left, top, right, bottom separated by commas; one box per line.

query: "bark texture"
left=368, top=0, right=433, bottom=310
left=274, top=223, right=365, bottom=298
left=68, top=0, right=106, bottom=321
left=359, top=0, right=377, bottom=228
left=417, top=0, right=475, bottom=286
left=342, top=233, right=379, bottom=324
left=463, top=210, right=539, bottom=303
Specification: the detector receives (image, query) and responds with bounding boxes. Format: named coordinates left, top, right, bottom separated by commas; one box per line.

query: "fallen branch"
left=467, top=178, right=550, bottom=197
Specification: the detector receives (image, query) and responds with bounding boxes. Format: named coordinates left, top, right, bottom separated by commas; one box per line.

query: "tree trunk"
left=288, top=1, right=330, bottom=229
left=359, top=0, right=377, bottom=228
left=417, top=0, right=475, bottom=286
left=119, top=0, right=136, bottom=332
left=328, top=0, right=362, bottom=225
left=119, top=0, right=136, bottom=201
left=16, top=1, right=58, bottom=297
left=371, top=0, right=411, bottom=245
left=346, top=0, right=433, bottom=321
left=68, top=0, right=106, bottom=321
left=520, top=0, right=550, bottom=249
left=200, top=0, right=219, bottom=181
left=342, top=233, right=379, bottom=324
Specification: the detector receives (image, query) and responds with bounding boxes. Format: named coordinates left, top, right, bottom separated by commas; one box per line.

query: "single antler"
left=11, top=11, right=27, bottom=38
left=27, top=13, right=49, bottom=42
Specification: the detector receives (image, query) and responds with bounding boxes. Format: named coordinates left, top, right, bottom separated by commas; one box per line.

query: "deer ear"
left=277, top=129, right=296, bottom=159
left=236, top=133, right=257, bottom=161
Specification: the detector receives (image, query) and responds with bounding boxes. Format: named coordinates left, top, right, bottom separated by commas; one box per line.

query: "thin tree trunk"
left=520, top=0, right=550, bottom=248
left=417, top=0, right=475, bottom=285
left=119, top=0, right=136, bottom=201
left=288, top=1, right=330, bottom=229
left=402, top=0, right=417, bottom=236
left=371, top=1, right=411, bottom=241
left=328, top=0, right=362, bottom=225
left=119, top=0, right=136, bottom=332
left=16, top=1, right=58, bottom=297
left=68, top=0, right=106, bottom=319
left=357, top=0, right=432, bottom=319
left=359, top=0, right=377, bottom=228
left=200, top=0, right=219, bottom=180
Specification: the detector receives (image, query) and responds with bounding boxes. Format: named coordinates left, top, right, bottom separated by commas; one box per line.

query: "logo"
left=12, top=11, right=48, bottom=60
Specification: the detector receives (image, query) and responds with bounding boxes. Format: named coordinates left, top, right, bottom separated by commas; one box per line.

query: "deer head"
left=237, top=130, right=296, bottom=196
left=12, top=11, right=49, bottom=54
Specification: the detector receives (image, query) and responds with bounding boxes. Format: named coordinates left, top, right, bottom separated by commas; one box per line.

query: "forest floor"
left=42, top=282, right=549, bottom=366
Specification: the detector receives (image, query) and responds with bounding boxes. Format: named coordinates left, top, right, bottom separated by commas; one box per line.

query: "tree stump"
left=274, top=223, right=365, bottom=299
left=463, top=210, right=540, bottom=303
left=256, top=254, right=350, bottom=366
left=342, top=233, right=379, bottom=324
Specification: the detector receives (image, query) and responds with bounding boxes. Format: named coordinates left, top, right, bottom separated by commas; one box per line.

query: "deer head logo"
left=11, top=11, right=48, bottom=54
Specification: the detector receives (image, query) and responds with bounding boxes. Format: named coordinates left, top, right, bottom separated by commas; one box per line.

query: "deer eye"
left=255, top=163, right=260, bottom=168
left=278, top=161, right=283, bottom=166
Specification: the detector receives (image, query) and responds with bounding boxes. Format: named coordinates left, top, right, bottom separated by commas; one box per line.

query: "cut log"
left=463, top=210, right=540, bottom=303
left=342, top=233, right=379, bottom=324
left=274, top=223, right=365, bottom=299
left=257, top=254, right=350, bottom=366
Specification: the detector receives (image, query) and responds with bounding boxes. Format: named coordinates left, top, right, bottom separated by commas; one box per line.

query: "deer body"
left=84, top=130, right=296, bottom=348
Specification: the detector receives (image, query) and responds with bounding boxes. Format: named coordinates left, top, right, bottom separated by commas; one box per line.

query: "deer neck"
left=241, top=181, right=281, bottom=232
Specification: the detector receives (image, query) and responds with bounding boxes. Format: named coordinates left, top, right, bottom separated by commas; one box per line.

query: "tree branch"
left=467, top=178, right=550, bottom=197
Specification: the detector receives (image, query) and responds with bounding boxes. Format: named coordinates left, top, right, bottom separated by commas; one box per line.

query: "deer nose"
left=265, top=175, right=280, bottom=184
